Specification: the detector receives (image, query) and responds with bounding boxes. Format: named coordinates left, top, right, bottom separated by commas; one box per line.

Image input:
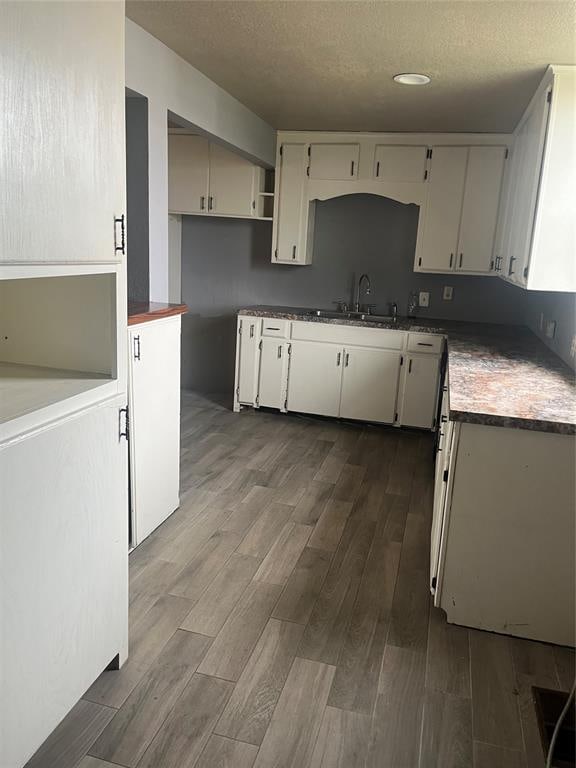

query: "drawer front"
left=407, top=333, right=444, bottom=354
left=291, top=321, right=405, bottom=350
left=261, top=319, right=289, bottom=338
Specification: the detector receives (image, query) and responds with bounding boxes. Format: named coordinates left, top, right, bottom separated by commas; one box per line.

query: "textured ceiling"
left=126, top=0, right=576, bottom=132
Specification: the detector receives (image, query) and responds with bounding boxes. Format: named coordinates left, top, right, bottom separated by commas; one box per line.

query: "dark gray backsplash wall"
left=181, top=194, right=536, bottom=392
left=126, top=95, right=150, bottom=302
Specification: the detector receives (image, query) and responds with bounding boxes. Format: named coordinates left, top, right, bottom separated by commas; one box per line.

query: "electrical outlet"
left=570, top=335, right=576, bottom=358
left=443, top=286, right=453, bottom=301
left=419, top=291, right=430, bottom=308
left=545, top=320, right=556, bottom=340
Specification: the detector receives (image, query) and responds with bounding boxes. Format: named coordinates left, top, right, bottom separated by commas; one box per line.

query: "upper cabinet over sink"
left=374, top=145, right=428, bottom=183
left=309, top=143, right=360, bottom=180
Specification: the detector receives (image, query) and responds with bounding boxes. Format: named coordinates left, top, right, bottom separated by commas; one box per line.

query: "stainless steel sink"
left=307, top=309, right=396, bottom=323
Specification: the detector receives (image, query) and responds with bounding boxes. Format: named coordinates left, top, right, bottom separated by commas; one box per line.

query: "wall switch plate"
left=419, top=291, right=430, bottom=308
left=443, top=286, right=453, bottom=301
left=570, top=335, right=576, bottom=358
left=545, top=320, right=556, bottom=339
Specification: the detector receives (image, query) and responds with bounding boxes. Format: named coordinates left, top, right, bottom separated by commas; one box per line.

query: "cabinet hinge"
left=490, top=259, right=494, bottom=270
left=400, top=355, right=404, bottom=366
left=505, top=148, right=509, bottom=159
left=252, top=200, right=256, bottom=210
left=523, top=266, right=529, bottom=280
left=306, top=166, right=310, bottom=177
left=307, top=146, right=311, bottom=157
left=259, top=339, right=263, bottom=350
left=118, top=407, right=129, bottom=442
left=255, top=395, right=259, bottom=406
left=424, top=170, right=428, bottom=180
left=547, top=89, right=552, bottom=103
left=236, top=386, right=239, bottom=397
left=288, top=343, right=292, bottom=355
left=284, top=397, right=288, bottom=410
left=274, top=249, right=278, bottom=260
left=443, top=469, right=449, bottom=482
left=394, top=412, right=398, bottom=422
left=431, top=576, right=437, bottom=590
left=238, top=323, right=242, bottom=335
left=279, top=144, right=283, bottom=156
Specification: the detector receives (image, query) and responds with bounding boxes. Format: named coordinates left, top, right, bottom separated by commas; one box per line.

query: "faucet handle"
left=332, top=300, right=349, bottom=313
left=363, top=303, right=377, bottom=315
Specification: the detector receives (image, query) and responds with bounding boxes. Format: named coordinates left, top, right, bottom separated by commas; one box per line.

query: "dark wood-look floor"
left=27, top=392, right=575, bottom=768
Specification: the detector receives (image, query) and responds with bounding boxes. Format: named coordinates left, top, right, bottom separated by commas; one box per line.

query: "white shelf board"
left=0, top=262, right=121, bottom=281
left=0, top=362, right=116, bottom=443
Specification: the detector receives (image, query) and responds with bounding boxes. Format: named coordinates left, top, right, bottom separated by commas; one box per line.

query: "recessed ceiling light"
left=393, top=73, right=431, bottom=86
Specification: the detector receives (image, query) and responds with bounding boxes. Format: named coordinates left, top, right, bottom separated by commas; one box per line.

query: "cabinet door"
left=339, top=347, right=401, bottom=424
left=430, top=417, right=454, bottom=595
left=209, top=142, right=255, bottom=217
left=0, top=2, right=125, bottom=263
left=129, top=319, right=181, bottom=545
left=0, top=401, right=128, bottom=767
left=419, top=147, right=468, bottom=271
left=401, top=355, right=441, bottom=429
left=257, top=338, right=287, bottom=409
left=309, top=143, right=360, bottom=180
left=374, top=145, right=428, bottom=182
left=168, top=135, right=210, bottom=214
left=237, top=316, right=260, bottom=405
left=456, top=147, right=506, bottom=273
left=274, top=144, right=308, bottom=263
left=504, top=89, right=551, bottom=284
left=286, top=341, right=343, bottom=417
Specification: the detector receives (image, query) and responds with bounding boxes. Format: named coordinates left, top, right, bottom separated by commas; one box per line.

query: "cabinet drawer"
left=407, top=333, right=444, bottom=354
left=261, top=319, right=289, bottom=338
left=291, top=320, right=405, bottom=350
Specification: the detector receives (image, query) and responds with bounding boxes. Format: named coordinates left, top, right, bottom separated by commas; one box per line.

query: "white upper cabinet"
left=456, top=146, right=506, bottom=273
left=208, top=143, right=256, bottom=217
left=418, top=147, right=468, bottom=272
left=339, top=346, right=400, bottom=424
left=0, top=2, right=125, bottom=264
left=309, top=143, right=360, bottom=180
left=417, top=145, right=506, bottom=274
left=374, top=145, right=428, bottom=182
left=168, top=135, right=210, bottom=214
left=495, top=66, right=575, bottom=291
left=273, top=143, right=310, bottom=264
left=168, top=135, right=266, bottom=219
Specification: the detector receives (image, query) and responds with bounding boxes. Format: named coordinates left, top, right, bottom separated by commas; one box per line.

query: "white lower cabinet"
left=235, top=316, right=261, bottom=407
left=128, top=316, right=181, bottom=546
left=257, top=337, right=288, bottom=409
left=286, top=341, right=343, bottom=417
left=234, top=316, right=444, bottom=430
left=339, top=346, right=400, bottom=423
left=400, top=354, right=441, bottom=429
left=0, top=399, right=128, bottom=768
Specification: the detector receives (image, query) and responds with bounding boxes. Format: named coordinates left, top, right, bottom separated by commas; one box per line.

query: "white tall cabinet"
left=0, top=4, right=128, bottom=767
left=128, top=314, right=183, bottom=547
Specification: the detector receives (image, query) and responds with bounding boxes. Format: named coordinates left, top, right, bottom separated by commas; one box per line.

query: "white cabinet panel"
left=287, top=341, right=343, bottom=417
left=209, top=142, right=255, bottom=217
left=456, top=146, right=506, bottom=273
left=339, top=347, right=400, bottom=424
left=274, top=144, right=309, bottom=263
left=374, top=145, right=428, bottom=182
left=0, top=400, right=128, bottom=767
left=168, top=135, right=210, bottom=214
left=236, top=316, right=261, bottom=405
left=0, top=2, right=125, bottom=264
left=129, top=317, right=181, bottom=546
left=309, top=143, right=360, bottom=180
left=257, top=338, right=287, bottom=409
left=419, top=147, right=468, bottom=271
left=401, top=355, right=441, bottom=429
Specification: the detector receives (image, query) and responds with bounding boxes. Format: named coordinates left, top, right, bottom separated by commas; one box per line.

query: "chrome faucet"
left=354, top=273, right=372, bottom=313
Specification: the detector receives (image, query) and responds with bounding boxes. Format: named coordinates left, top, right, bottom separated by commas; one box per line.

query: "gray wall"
left=524, top=290, right=576, bottom=369
left=126, top=95, right=150, bottom=302
left=181, top=194, right=547, bottom=392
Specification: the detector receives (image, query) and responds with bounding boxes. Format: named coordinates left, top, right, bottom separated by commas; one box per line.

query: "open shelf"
left=0, top=362, right=113, bottom=425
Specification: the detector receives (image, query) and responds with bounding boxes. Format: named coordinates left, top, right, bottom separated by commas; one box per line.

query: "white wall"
left=125, top=19, right=276, bottom=302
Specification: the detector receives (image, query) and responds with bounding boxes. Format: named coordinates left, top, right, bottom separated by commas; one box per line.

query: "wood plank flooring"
left=26, top=391, right=575, bottom=768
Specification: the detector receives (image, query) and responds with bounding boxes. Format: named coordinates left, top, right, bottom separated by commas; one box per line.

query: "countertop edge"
left=128, top=302, right=188, bottom=326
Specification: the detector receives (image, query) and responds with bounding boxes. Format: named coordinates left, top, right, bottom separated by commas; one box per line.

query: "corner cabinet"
left=234, top=315, right=443, bottom=430
left=494, top=66, right=575, bottom=292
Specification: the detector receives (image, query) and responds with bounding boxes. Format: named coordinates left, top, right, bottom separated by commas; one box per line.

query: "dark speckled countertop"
left=239, top=306, right=576, bottom=434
